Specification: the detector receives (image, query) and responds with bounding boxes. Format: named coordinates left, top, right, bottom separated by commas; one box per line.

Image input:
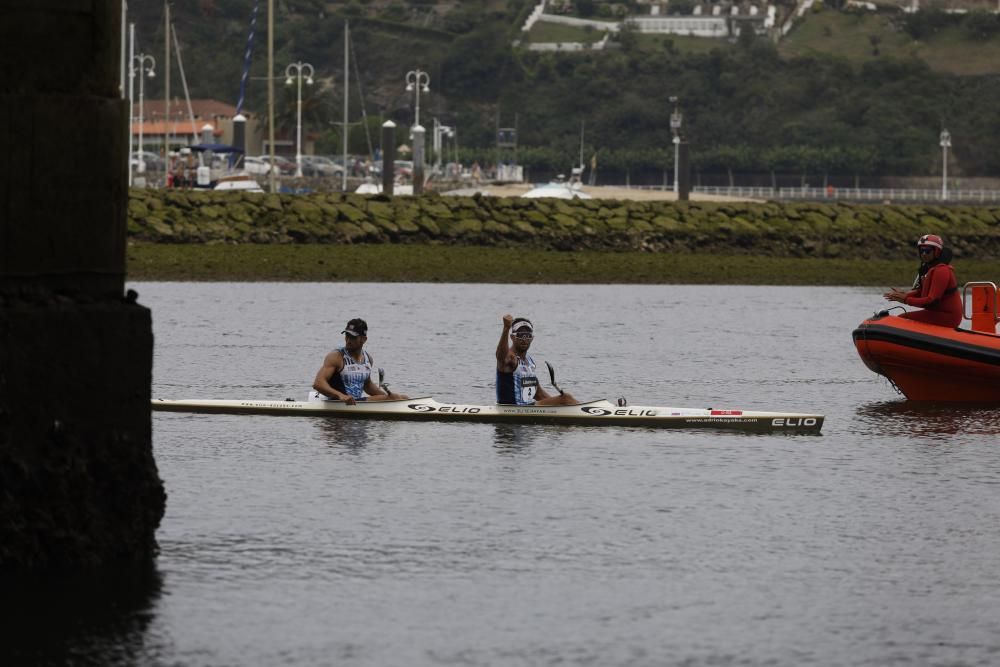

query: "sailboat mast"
left=342, top=21, right=349, bottom=192
left=268, top=0, right=276, bottom=192
left=164, top=1, right=171, bottom=156
left=171, top=24, right=198, bottom=144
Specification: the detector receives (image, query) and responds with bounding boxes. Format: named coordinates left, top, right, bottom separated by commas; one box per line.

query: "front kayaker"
left=883, top=234, right=962, bottom=328
left=496, top=314, right=578, bottom=406
left=310, top=318, right=409, bottom=405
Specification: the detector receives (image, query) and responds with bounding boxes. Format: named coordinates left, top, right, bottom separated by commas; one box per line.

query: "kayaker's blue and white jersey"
left=329, top=346, right=373, bottom=400
left=497, top=353, right=540, bottom=405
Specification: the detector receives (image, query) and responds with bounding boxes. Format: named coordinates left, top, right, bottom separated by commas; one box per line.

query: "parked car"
left=243, top=156, right=278, bottom=176
left=258, top=154, right=296, bottom=175
left=300, top=155, right=345, bottom=178
left=130, top=151, right=164, bottom=172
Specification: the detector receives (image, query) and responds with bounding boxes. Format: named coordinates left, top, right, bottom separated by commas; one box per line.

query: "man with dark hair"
left=311, top=318, right=409, bottom=405
left=495, top=314, right=577, bottom=406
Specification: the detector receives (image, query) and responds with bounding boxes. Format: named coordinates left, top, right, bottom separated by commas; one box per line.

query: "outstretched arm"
left=496, top=313, right=514, bottom=371
left=312, top=351, right=355, bottom=404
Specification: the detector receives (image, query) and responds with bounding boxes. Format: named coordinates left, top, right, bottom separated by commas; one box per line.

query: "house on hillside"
left=130, top=99, right=300, bottom=157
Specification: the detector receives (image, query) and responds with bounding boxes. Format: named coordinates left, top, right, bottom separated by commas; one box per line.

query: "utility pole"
left=164, top=1, right=170, bottom=158
left=268, top=0, right=276, bottom=192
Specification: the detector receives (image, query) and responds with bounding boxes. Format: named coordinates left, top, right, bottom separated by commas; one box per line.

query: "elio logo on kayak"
left=407, top=403, right=481, bottom=414
left=771, top=418, right=818, bottom=427
left=581, top=406, right=658, bottom=417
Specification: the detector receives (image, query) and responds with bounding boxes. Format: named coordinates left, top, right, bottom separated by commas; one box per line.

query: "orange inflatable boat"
left=853, top=282, right=1000, bottom=401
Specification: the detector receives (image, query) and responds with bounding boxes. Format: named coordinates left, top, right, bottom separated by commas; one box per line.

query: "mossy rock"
left=338, top=204, right=369, bottom=223
left=288, top=199, right=324, bottom=224
left=606, top=217, right=630, bottom=230
left=630, top=220, right=654, bottom=233
left=452, top=218, right=484, bottom=236
left=370, top=217, right=400, bottom=234
left=396, top=218, right=420, bottom=234
left=224, top=204, right=256, bottom=225
left=332, top=222, right=367, bottom=242
left=483, top=220, right=512, bottom=236
left=367, top=201, right=394, bottom=219
left=416, top=218, right=441, bottom=235
left=261, top=194, right=284, bottom=211
left=523, top=210, right=549, bottom=226
left=801, top=211, right=833, bottom=232
left=552, top=213, right=579, bottom=228
left=421, top=202, right=454, bottom=219
left=127, top=198, right=150, bottom=219
left=512, top=220, right=536, bottom=235
left=198, top=205, right=226, bottom=220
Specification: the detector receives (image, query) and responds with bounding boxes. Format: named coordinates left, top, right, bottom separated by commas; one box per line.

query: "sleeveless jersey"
left=496, top=353, right=540, bottom=405
left=331, top=347, right=373, bottom=400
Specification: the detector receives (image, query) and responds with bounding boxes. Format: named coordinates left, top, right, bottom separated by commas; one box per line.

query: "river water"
left=13, top=283, right=1000, bottom=666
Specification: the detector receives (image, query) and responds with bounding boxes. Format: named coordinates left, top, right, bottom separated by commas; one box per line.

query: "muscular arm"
left=312, top=350, right=354, bottom=403
left=496, top=314, right=515, bottom=372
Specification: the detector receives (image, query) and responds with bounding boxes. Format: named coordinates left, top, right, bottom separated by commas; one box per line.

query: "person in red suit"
left=883, top=234, right=962, bottom=327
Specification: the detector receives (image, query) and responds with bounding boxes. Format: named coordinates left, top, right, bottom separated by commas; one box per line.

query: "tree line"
left=131, top=1, right=1000, bottom=179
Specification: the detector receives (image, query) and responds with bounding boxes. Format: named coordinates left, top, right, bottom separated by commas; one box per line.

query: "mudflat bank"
left=128, top=189, right=1000, bottom=261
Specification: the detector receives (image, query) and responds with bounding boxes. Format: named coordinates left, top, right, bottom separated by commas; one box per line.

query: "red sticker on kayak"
left=711, top=410, right=743, bottom=416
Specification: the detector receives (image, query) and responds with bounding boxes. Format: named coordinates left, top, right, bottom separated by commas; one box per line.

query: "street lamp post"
left=405, top=69, right=430, bottom=128
left=132, top=53, right=156, bottom=177
left=406, top=69, right=430, bottom=194
left=285, top=61, right=314, bottom=178
left=940, top=128, right=951, bottom=201
left=669, top=96, right=682, bottom=196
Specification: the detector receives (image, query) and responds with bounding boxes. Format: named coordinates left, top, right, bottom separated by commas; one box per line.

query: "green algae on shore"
left=125, top=243, right=998, bottom=285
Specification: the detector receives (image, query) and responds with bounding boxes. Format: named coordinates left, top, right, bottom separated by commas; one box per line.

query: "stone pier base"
left=0, top=293, right=165, bottom=568
left=0, top=1, right=165, bottom=570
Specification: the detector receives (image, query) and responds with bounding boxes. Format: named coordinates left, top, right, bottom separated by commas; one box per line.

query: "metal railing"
left=692, top=186, right=1000, bottom=203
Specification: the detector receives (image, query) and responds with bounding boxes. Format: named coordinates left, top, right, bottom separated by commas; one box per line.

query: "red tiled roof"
left=131, top=98, right=251, bottom=119
left=131, top=120, right=219, bottom=136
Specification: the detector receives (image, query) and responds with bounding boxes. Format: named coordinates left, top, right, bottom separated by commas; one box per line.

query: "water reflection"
left=313, top=417, right=383, bottom=453
left=491, top=423, right=538, bottom=453
left=0, top=563, right=162, bottom=666
left=856, top=401, right=1000, bottom=438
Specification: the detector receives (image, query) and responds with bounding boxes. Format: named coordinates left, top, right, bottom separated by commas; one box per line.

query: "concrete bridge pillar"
left=0, top=1, right=165, bottom=569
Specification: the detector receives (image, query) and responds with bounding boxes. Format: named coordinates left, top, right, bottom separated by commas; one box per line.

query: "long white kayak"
left=152, top=397, right=824, bottom=433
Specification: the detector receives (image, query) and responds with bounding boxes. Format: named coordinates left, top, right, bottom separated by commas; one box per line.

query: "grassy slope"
left=779, top=9, right=1000, bottom=75
left=125, top=243, right=998, bottom=285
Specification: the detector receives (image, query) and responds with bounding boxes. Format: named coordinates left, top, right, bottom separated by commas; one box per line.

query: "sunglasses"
left=918, top=247, right=935, bottom=254
left=513, top=332, right=533, bottom=339
left=345, top=332, right=363, bottom=339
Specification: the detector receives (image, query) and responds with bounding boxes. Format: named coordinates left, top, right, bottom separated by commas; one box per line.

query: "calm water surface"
left=26, top=284, right=1000, bottom=665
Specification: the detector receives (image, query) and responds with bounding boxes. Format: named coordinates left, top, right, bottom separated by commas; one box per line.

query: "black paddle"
left=545, top=361, right=565, bottom=396
left=378, top=367, right=391, bottom=396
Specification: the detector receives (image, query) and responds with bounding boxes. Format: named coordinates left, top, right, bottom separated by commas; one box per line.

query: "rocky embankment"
left=128, top=189, right=1000, bottom=259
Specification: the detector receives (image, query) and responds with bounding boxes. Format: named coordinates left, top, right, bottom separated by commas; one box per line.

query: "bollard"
left=678, top=141, right=691, bottom=201
left=232, top=113, right=246, bottom=170
left=381, top=120, right=396, bottom=196
left=412, top=124, right=425, bottom=195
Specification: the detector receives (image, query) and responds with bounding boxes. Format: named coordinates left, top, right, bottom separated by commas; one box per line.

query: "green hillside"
left=781, top=6, right=1000, bottom=75
left=127, top=1, right=1000, bottom=180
